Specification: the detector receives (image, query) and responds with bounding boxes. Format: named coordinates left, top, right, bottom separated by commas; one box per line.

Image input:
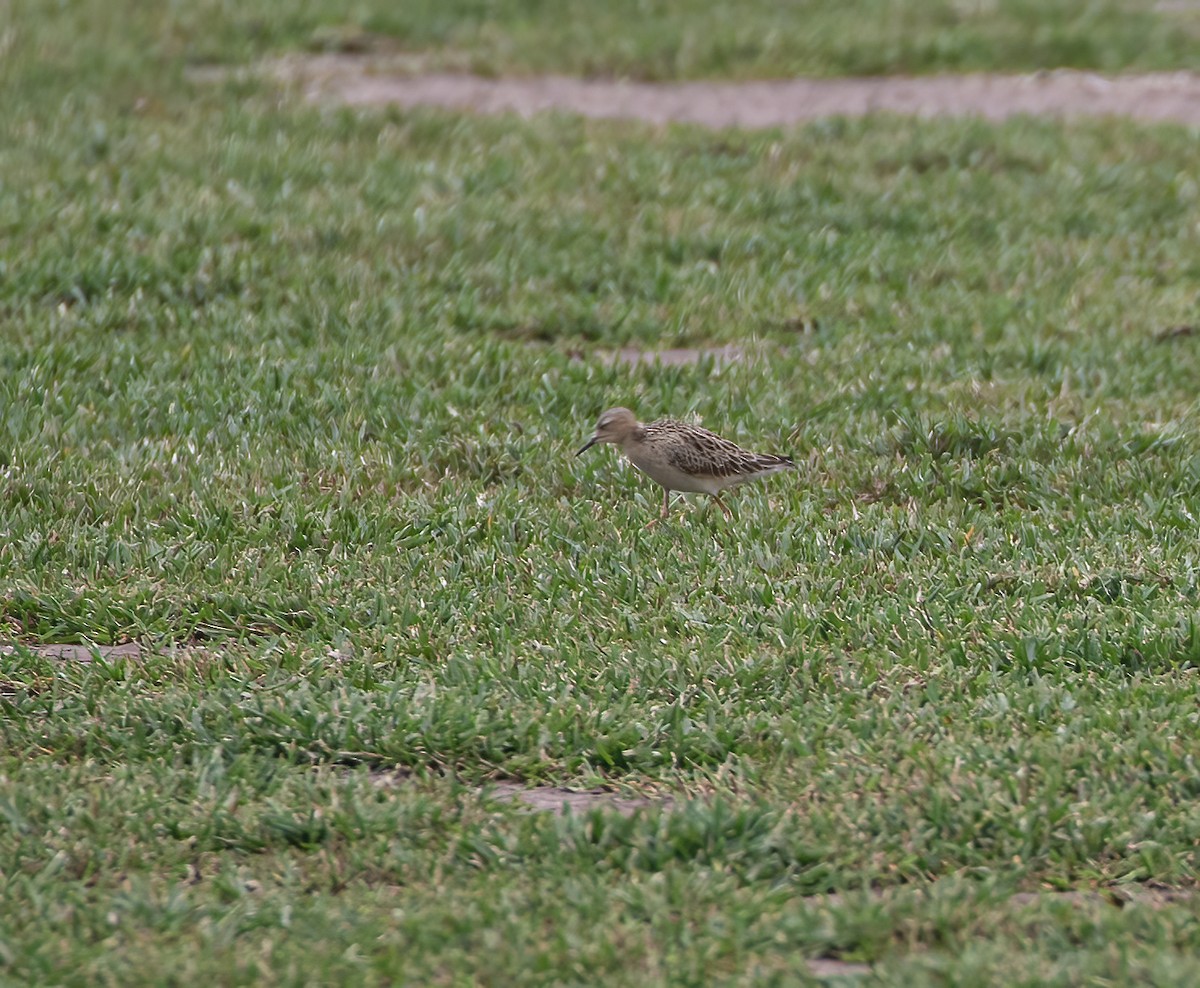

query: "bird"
left=576, top=407, right=795, bottom=526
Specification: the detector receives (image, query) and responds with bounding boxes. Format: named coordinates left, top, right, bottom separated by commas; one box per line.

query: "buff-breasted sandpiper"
left=576, top=407, right=795, bottom=525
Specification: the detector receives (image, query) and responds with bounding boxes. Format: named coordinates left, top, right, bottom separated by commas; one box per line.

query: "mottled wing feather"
left=646, top=419, right=793, bottom=479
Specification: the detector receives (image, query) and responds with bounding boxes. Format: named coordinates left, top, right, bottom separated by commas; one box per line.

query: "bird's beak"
left=576, top=436, right=598, bottom=457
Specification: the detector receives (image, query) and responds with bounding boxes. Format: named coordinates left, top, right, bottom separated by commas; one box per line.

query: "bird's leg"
left=712, top=493, right=733, bottom=521
left=645, top=488, right=671, bottom=529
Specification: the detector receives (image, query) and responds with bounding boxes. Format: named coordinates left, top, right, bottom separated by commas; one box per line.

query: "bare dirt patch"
left=0, top=642, right=145, bottom=663
left=585, top=344, right=747, bottom=368
left=255, top=55, right=1200, bottom=127
left=368, top=771, right=670, bottom=818
left=486, top=781, right=670, bottom=817
left=806, top=958, right=873, bottom=979
left=1007, top=886, right=1195, bottom=908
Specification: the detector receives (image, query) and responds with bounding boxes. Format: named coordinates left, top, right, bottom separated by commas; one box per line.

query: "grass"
left=5, top=0, right=1200, bottom=983
left=11, top=0, right=1200, bottom=80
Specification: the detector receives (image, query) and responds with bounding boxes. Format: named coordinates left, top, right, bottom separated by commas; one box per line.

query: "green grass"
left=5, top=1, right=1200, bottom=984
left=11, top=0, right=1200, bottom=81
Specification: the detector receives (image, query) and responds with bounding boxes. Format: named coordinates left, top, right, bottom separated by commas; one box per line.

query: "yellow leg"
left=645, top=488, right=671, bottom=528
left=712, top=493, right=732, bottom=521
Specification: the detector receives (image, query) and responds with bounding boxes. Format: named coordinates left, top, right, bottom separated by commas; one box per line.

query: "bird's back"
left=632, top=418, right=794, bottom=493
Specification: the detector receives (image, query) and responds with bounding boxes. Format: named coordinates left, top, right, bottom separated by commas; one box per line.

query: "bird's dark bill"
left=576, top=437, right=598, bottom=456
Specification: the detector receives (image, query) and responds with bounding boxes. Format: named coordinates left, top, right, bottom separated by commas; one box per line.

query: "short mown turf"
left=4, top=2, right=1200, bottom=984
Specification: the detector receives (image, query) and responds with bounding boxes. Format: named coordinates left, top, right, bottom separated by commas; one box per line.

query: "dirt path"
left=267, top=55, right=1200, bottom=126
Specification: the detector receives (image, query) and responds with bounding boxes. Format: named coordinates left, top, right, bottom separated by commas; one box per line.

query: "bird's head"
left=576, top=407, right=640, bottom=455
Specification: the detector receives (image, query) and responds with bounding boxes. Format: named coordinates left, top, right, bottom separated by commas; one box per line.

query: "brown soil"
left=1, top=642, right=145, bottom=663
left=259, top=54, right=1200, bottom=126
left=594, top=345, right=746, bottom=368
left=487, top=780, right=669, bottom=816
